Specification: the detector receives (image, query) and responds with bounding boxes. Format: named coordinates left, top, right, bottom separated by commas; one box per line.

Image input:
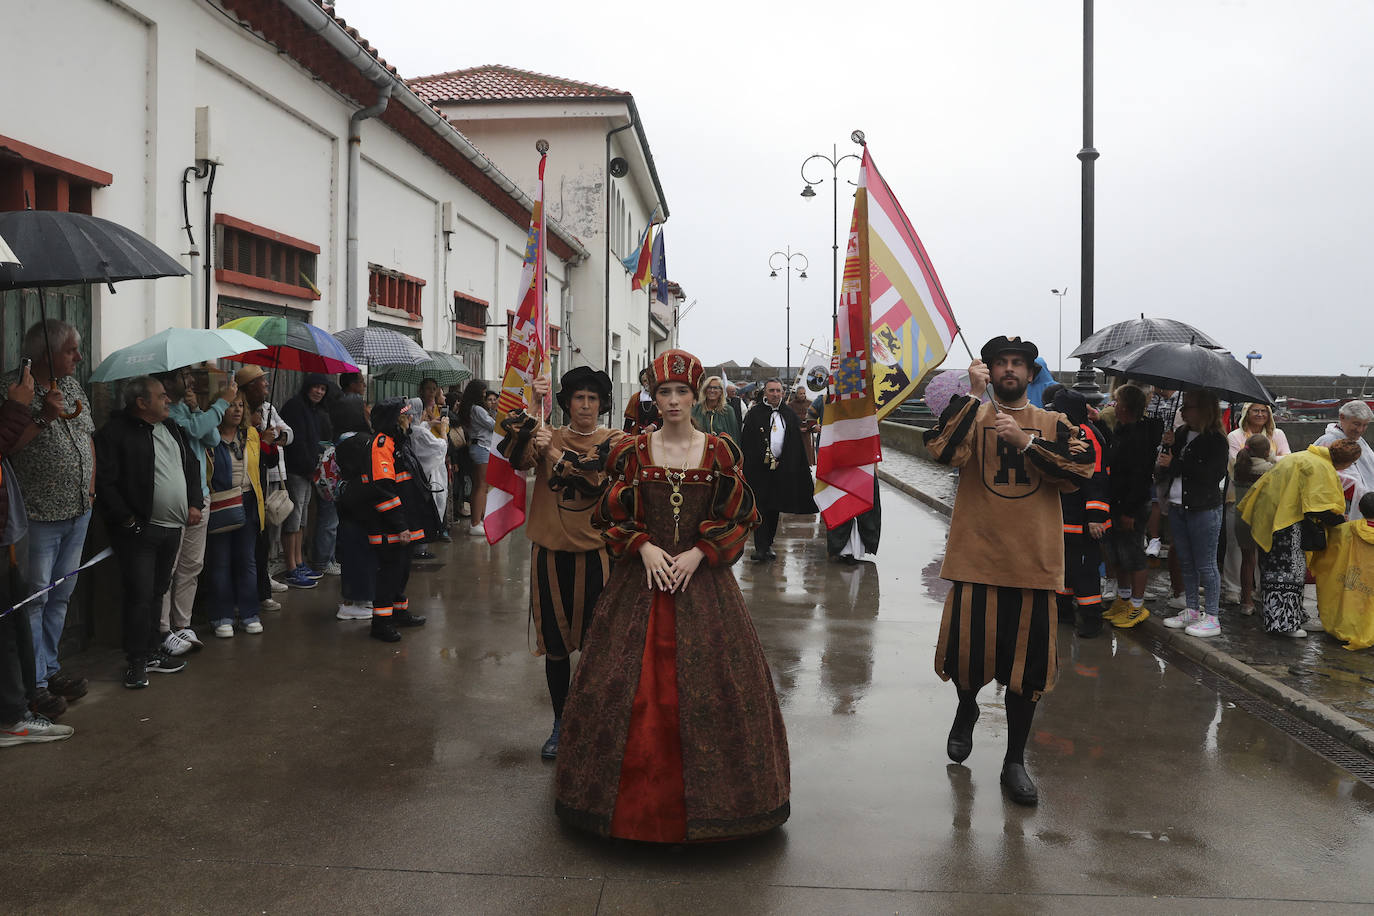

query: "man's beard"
left=993, top=375, right=1028, bottom=402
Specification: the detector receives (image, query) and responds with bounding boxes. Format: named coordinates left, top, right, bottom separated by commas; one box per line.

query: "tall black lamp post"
left=769, top=248, right=808, bottom=380
left=800, top=131, right=864, bottom=335
left=1074, top=0, right=1102, bottom=398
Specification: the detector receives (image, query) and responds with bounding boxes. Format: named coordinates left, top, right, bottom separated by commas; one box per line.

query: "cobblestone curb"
left=880, top=466, right=1374, bottom=761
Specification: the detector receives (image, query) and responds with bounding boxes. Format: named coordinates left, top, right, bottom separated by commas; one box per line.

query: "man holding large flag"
left=486, top=143, right=553, bottom=545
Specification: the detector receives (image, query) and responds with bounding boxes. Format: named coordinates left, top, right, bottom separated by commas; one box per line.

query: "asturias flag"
left=813, top=148, right=883, bottom=528
left=485, top=150, right=551, bottom=544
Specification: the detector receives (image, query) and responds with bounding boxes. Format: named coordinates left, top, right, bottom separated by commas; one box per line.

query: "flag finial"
left=536, top=139, right=549, bottom=154
left=850, top=129, right=866, bottom=147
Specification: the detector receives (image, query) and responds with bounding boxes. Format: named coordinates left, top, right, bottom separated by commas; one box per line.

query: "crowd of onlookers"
left=1043, top=378, right=1373, bottom=645
left=0, top=318, right=509, bottom=746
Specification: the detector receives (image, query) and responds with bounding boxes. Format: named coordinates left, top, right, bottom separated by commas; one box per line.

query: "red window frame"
left=214, top=214, right=320, bottom=300
left=368, top=264, right=425, bottom=319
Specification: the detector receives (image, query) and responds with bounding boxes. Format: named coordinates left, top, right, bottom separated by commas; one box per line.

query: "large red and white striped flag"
left=485, top=150, right=551, bottom=543
left=813, top=148, right=883, bottom=528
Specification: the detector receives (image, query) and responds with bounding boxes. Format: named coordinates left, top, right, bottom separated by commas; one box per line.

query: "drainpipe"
left=605, top=120, right=635, bottom=372
left=347, top=84, right=392, bottom=330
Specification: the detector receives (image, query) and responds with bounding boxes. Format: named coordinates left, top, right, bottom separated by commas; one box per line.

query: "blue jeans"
left=1171, top=505, right=1222, bottom=615
left=206, top=499, right=261, bottom=627
left=312, top=497, right=338, bottom=568
left=25, top=511, right=92, bottom=687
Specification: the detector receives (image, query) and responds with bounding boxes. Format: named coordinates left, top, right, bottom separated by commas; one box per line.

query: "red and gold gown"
left=554, top=433, right=791, bottom=842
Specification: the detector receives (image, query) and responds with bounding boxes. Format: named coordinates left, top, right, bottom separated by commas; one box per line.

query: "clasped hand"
left=639, top=542, right=704, bottom=593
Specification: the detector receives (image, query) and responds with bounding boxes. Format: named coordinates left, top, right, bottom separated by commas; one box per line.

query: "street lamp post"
left=1074, top=0, right=1102, bottom=399
left=769, top=248, right=808, bottom=381
left=1051, top=287, right=1069, bottom=373
left=800, top=132, right=864, bottom=336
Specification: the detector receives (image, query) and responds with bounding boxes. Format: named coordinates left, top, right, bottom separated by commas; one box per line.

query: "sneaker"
left=298, top=564, right=324, bottom=580
left=0, top=711, right=74, bottom=746
left=147, top=652, right=187, bottom=674
left=1239, top=604, right=1256, bottom=617
left=1102, top=597, right=1133, bottom=624
left=243, top=620, right=264, bottom=635
left=468, top=524, right=486, bottom=537
left=46, top=671, right=89, bottom=700
left=161, top=630, right=194, bottom=657
left=124, top=663, right=149, bottom=689
left=1278, top=628, right=1308, bottom=639
left=284, top=571, right=318, bottom=589
left=1163, top=608, right=1202, bottom=630
left=259, top=598, right=282, bottom=612
left=270, top=578, right=288, bottom=593
left=214, top=624, right=234, bottom=639
left=1113, top=605, right=1150, bottom=629
left=29, top=687, right=67, bottom=719
left=1184, top=613, right=1222, bottom=638
left=336, top=603, right=373, bottom=621
left=174, top=627, right=204, bottom=649
left=323, top=562, right=342, bottom=576
left=1144, top=537, right=1162, bottom=558
left=1167, top=594, right=1187, bottom=610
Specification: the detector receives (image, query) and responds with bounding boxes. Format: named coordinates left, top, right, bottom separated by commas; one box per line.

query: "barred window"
left=214, top=214, right=319, bottom=299
left=368, top=264, right=425, bottom=319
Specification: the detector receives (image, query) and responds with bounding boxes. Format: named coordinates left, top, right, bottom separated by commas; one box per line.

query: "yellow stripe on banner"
left=868, top=231, right=951, bottom=419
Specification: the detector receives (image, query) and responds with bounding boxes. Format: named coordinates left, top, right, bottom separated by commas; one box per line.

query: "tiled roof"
left=408, top=65, right=628, bottom=105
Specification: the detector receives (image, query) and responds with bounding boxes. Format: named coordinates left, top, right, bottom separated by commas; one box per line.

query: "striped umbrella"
left=375, top=350, right=472, bottom=386
left=220, top=316, right=359, bottom=374
left=332, top=326, right=428, bottom=369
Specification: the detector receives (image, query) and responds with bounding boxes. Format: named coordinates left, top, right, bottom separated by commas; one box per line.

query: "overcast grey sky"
left=336, top=0, right=1373, bottom=378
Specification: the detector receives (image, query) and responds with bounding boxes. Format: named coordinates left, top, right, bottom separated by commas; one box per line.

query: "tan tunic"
left=926, top=396, right=1092, bottom=592
left=516, top=426, right=624, bottom=553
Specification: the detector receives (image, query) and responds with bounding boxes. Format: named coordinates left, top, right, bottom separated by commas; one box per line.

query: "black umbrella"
left=0, top=209, right=188, bottom=291
left=0, top=209, right=189, bottom=385
left=1069, top=315, right=1223, bottom=361
left=1098, top=342, right=1273, bottom=405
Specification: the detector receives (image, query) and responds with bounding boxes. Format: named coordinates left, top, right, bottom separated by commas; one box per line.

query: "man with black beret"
left=923, top=336, right=1096, bottom=805
left=498, top=366, right=624, bottom=759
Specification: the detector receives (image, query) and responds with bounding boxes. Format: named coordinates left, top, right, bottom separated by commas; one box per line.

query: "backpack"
left=330, top=433, right=375, bottom=502
left=313, top=444, right=342, bottom=502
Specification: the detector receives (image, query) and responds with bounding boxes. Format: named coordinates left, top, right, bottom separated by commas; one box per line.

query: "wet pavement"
left=7, top=489, right=1374, bottom=912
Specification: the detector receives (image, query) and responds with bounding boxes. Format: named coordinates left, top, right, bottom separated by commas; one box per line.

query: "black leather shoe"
left=1076, top=608, right=1104, bottom=639
left=370, top=622, right=402, bottom=643
left=413, top=550, right=436, bottom=561
left=766, top=549, right=777, bottom=560
left=1001, top=762, right=1039, bottom=806
left=947, top=710, right=977, bottom=763
left=751, top=550, right=769, bottom=562
left=394, top=611, right=427, bottom=628
left=540, top=719, right=562, bottom=760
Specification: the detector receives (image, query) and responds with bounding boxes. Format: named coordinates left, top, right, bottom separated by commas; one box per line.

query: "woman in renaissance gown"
left=554, top=348, right=791, bottom=843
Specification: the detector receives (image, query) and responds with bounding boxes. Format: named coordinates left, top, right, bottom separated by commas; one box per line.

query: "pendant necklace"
left=992, top=399, right=1029, bottom=411
left=666, top=460, right=689, bottom=542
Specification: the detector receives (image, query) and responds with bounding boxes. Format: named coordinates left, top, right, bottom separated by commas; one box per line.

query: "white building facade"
left=2, top=0, right=589, bottom=392
left=409, top=66, right=680, bottom=408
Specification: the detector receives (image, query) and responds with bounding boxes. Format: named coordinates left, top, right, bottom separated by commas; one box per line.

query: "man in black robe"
left=741, top=378, right=818, bottom=561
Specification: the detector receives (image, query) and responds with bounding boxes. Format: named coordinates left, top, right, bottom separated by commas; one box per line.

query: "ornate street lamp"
left=1051, top=287, right=1069, bottom=373
left=769, top=247, right=808, bottom=380
left=800, top=131, right=865, bottom=335
left=1074, top=0, right=1102, bottom=399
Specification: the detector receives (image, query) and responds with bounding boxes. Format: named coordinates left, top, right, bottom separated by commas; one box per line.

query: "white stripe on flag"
left=869, top=202, right=956, bottom=350
left=817, top=415, right=880, bottom=446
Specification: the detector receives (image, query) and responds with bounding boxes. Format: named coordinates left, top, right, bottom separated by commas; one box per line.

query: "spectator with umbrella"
left=1154, top=391, right=1230, bottom=638
left=235, top=365, right=299, bottom=601
left=0, top=320, right=94, bottom=719
left=279, top=374, right=332, bottom=588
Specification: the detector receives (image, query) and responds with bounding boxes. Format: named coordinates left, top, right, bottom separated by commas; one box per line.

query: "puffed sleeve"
left=695, top=434, right=760, bottom=566
left=594, top=435, right=651, bottom=560
left=923, top=394, right=979, bottom=467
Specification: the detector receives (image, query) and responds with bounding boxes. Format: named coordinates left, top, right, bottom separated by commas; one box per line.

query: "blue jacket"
left=168, top=398, right=228, bottom=502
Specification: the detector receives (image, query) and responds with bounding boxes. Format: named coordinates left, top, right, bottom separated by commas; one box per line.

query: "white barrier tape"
left=1, top=547, right=114, bottom=619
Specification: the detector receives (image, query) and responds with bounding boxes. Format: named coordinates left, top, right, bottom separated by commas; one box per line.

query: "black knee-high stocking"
left=546, top=657, right=571, bottom=720
left=955, top=687, right=980, bottom=725
left=1004, top=691, right=1037, bottom=765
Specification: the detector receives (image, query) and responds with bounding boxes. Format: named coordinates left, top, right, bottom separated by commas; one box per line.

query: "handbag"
left=1299, top=514, right=1328, bottom=552
left=447, top=424, right=467, bottom=450
left=264, top=479, right=295, bottom=527
left=208, top=489, right=246, bottom=534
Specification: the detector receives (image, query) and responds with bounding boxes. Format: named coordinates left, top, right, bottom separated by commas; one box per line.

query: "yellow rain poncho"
left=1237, top=445, right=1347, bottom=553
left=1308, top=519, right=1374, bottom=651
